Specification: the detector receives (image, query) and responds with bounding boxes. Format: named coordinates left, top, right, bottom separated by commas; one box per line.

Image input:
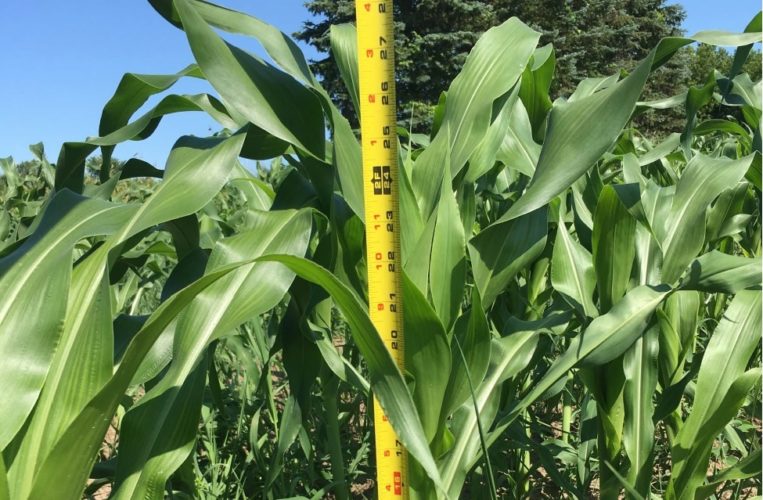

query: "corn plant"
left=0, top=1, right=761, bottom=499
left=326, top=11, right=762, bottom=499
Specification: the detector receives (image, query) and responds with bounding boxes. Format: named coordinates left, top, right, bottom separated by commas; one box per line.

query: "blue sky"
left=1, top=1, right=760, bottom=166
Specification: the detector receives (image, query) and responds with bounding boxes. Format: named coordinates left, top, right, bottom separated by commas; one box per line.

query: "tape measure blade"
left=354, top=1, right=409, bottom=498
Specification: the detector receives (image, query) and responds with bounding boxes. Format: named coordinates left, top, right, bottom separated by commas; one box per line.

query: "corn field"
left=1, top=1, right=761, bottom=498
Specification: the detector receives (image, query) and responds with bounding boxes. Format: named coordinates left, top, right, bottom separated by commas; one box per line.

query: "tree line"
left=296, top=0, right=761, bottom=136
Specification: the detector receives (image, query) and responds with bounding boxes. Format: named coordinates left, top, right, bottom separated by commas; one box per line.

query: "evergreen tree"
left=687, top=43, right=762, bottom=83
left=299, top=1, right=760, bottom=137
left=296, top=0, right=503, bottom=127
left=493, top=0, right=686, bottom=95
left=685, top=44, right=762, bottom=125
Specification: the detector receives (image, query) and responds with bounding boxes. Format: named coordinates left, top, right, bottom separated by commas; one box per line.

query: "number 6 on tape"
left=354, top=0, right=408, bottom=498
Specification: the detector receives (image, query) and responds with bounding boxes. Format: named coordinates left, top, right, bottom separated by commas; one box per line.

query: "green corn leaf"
left=456, top=181, right=477, bottom=240
left=54, top=65, right=203, bottom=191
left=569, top=74, right=620, bottom=102
left=173, top=0, right=325, bottom=159
left=320, top=25, right=366, bottom=215
left=404, top=209, right=437, bottom=292
left=551, top=216, right=598, bottom=318
left=681, top=73, right=717, bottom=157
left=283, top=301, right=326, bottom=412
left=580, top=285, right=670, bottom=367
left=706, top=183, right=749, bottom=244
left=398, top=153, right=426, bottom=267
left=402, top=274, right=451, bottom=444
left=130, top=135, right=245, bottom=230
left=330, top=23, right=360, bottom=116
left=0, top=453, right=9, bottom=500
left=493, top=284, right=671, bottom=438
left=746, top=153, right=762, bottom=191
left=27, top=144, right=55, bottom=188
left=729, top=13, right=762, bottom=78
left=657, top=291, right=701, bottom=398
left=150, top=0, right=316, bottom=85
left=326, top=199, right=367, bottom=296
left=501, top=31, right=762, bottom=223
left=637, top=133, right=682, bottom=167
left=656, top=154, right=752, bottom=283
left=634, top=92, right=686, bottom=113
left=154, top=0, right=366, bottom=217
left=87, top=93, right=240, bottom=147
left=99, top=64, right=204, bottom=136
left=429, top=158, right=466, bottom=332
left=442, top=18, right=539, bottom=178
left=440, top=331, right=539, bottom=497
left=469, top=207, right=548, bottom=307
left=593, top=185, right=637, bottom=313
left=694, top=119, right=753, bottom=149
left=0, top=210, right=10, bottom=244
left=264, top=395, right=305, bottom=489
left=440, top=288, right=492, bottom=422
left=501, top=61, right=655, bottom=221
left=26, top=258, right=274, bottom=500
left=412, top=17, right=540, bottom=218
left=331, top=112, right=365, bottom=220
left=466, top=90, right=519, bottom=184
left=107, top=209, right=312, bottom=497
left=13, top=133, right=243, bottom=496
left=7, top=257, right=114, bottom=500
left=149, top=0, right=369, bottom=217
left=622, top=326, right=659, bottom=495
left=577, top=394, right=597, bottom=486
left=229, top=162, right=276, bottom=210
left=495, top=97, right=541, bottom=178
left=518, top=43, right=555, bottom=141
left=579, top=358, right=626, bottom=499
left=669, top=291, right=762, bottom=499
left=0, top=192, right=135, bottom=451
left=634, top=183, right=669, bottom=286
left=728, top=72, right=762, bottom=112
left=569, top=169, right=601, bottom=239
left=257, top=255, right=443, bottom=489
left=693, top=448, right=763, bottom=499
left=602, top=460, right=646, bottom=500
left=111, top=252, right=208, bottom=499
left=673, top=368, right=762, bottom=500
left=680, top=250, right=762, bottom=293
left=113, top=353, right=208, bottom=500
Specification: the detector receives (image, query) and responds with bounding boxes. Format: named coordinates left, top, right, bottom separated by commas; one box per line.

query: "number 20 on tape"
left=354, top=0, right=409, bottom=498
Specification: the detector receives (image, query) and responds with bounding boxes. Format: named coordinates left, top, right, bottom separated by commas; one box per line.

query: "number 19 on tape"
left=354, top=1, right=408, bottom=498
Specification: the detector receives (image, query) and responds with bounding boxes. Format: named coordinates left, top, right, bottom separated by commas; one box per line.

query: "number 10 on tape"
left=354, top=0, right=408, bottom=498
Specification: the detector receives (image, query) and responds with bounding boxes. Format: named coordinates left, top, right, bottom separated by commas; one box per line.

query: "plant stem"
left=454, top=335, right=498, bottom=500
left=562, top=371, right=573, bottom=443
left=323, top=373, right=348, bottom=500
left=129, top=286, right=144, bottom=315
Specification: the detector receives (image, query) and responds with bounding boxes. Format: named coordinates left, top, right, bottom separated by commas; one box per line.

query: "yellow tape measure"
left=354, top=0, right=408, bottom=497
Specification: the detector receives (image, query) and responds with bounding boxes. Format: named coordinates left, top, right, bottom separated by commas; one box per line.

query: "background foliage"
left=296, top=0, right=761, bottom=136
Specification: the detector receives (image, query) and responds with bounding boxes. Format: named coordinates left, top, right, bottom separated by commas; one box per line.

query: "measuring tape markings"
left=354, top=1, right=409, bottom=498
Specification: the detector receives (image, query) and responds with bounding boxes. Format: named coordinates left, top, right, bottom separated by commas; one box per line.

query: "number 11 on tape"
left=354, top=0, right=408, bottom=498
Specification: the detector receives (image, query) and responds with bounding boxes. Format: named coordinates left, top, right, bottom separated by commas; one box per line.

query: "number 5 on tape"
left=354, top=0, right=408, bottom=498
